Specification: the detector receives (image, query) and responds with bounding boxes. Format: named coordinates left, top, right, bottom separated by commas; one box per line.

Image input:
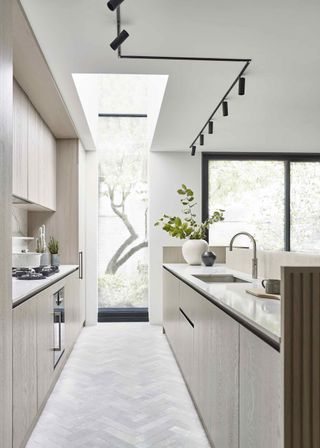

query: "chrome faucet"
left=229, top=232, right=258, bottom=279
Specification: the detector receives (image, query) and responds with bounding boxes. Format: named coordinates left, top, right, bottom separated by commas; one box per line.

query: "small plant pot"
left=182, top=239, right=209, bottom=265
left=51, top=254, right=60, bottom=267
left=40, top=252, right=51, bottom=267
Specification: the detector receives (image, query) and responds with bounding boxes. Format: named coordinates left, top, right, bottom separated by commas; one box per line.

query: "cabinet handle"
left=53, top=311, right=62, bottom=351
left=79, top=251, right=83, bottom=279
left=179, top=307, right=194, bottom=328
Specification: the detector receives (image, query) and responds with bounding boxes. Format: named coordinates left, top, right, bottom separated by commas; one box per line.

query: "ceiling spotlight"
left=107, top=0, right=125, bottom=11
left=200, top=134, right=204, bottom=145
left=238, top=77, right=246, bottom=95
left=191, top=146, right=196, bottom=156
left=222, top=101, right=228, bottom=117
left=208, top=121, right=213, bottom=134
left=110, top=30, right=129, bottom=51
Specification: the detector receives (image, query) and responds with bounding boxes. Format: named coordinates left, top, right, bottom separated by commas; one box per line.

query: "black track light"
left=191, top=146, right=196, bottom=156
left=107, top=0, right=125, bottom=11
left=238, top=77, right=246, bottom=95
left=110, top=30, right=129, bottom=51
left=208, top=121, right=213, bottom=134
left=222, top=101, right=228, bottom=117
left=200, top=134, right=204, bottom=145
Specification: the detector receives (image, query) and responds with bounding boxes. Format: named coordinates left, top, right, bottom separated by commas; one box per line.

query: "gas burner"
left=18, top=273, right=46, bottom=280
left=13, top=265, right=60, bottom=279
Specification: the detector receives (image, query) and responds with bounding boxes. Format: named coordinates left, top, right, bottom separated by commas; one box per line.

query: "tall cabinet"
left=29, top=139, right=86, bottom=324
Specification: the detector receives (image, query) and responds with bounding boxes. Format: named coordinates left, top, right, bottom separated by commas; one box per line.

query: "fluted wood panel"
left=282, top=267, right=320, bottom=448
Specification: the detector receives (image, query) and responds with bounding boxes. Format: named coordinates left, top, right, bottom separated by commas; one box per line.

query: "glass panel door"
left=97, top=117, right=148, bottom=309
left=208, top=159, right=285, bottom=250
left=290, top=161, right=320, bottom=252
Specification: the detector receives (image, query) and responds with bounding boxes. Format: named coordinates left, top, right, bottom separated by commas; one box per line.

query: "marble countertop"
left=163, top=263, right=281, bottom=348
left=12, top=265, right=79, bottom=307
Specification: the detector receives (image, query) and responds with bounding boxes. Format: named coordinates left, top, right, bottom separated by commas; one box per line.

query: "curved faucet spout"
left=229, top=232, right=258, bottom=279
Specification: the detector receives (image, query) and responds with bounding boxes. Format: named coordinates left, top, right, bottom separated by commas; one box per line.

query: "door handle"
left=179, top=307, right=194, bottom=328
left=79, top=251, right=83, bottom=279
left=53, top=311, right=62, bottom=352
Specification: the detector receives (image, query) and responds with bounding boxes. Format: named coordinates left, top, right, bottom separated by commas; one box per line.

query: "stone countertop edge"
left=163, top=263, right=281, bottom=352
left=12, top=265, right=79, bottom=308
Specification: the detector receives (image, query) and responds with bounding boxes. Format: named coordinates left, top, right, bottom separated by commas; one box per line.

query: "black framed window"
left=202, top=153, right=320, bottom=252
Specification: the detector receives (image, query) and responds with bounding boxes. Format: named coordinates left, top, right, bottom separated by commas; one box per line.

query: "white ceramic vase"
left=182, top=239, right=209, bottom=265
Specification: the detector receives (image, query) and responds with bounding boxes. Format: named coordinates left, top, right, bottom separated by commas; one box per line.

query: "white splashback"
left=12, top=207, right=30, bottom=253
left=226, top=248, right=320, bottom=279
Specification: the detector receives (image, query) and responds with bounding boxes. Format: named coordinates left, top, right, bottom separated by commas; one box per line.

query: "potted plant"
left=48, top=237, right=60, bottom=266
left=155, top=184, right=224, bottom=265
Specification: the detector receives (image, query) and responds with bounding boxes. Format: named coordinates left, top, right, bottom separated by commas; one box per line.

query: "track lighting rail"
left=109, top=5, right=252, bottom=156
left=189, top=60, right=250, bottom=149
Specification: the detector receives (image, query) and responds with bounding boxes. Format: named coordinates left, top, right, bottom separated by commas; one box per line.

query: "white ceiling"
left=20, top=0, right=320, bottom=152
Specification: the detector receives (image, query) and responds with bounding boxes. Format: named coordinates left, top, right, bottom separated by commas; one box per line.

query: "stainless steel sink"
left=192, top=274, right=250, bottom=284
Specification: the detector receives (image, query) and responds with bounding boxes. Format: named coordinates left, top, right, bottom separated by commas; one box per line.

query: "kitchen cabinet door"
left=65, top=271, right=81, bottom=350
left=78, top=144, right=86, bottom=324
left=27, top=101, right=40, bottom=204
left=37, top=119, right=56, bottom=210
left=194, top=294, right=239, bottom=448
left=13, top=80, right=28, bottom=199
left=37, top=288, right=54, bottom=408
left=240, top=326, right=282, bottom=448
left=177, top=306, right=195, bottom=392
left=13, top=297, right=38, bottom=448
left=162, top=269, right=180, bottom=355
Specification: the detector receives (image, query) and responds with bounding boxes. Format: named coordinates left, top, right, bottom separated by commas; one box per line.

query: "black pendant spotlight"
left=222, top=101, right=229, bottom=116
left=110, top=30, right=129, bottom=51
left=200, top=134, right=204, bottom=145
left=107, top=0, right=125, bottom=11
left=208, top=121, right=213, bottom=134
left=191, top=146, right=196, bottom=156
left=238, top=77, right=246, bottom=95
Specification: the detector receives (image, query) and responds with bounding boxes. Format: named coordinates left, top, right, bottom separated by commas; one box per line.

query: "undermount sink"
left=192, top=274, right=250, bottom=284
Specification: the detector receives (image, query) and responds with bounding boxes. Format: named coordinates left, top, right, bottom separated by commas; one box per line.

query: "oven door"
left=53, top=288, right=65, bottom=368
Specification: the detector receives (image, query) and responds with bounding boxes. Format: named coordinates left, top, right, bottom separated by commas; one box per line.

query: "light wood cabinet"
left=65, top=271, right=82, bottom=350
left=37, top=287, right=54, bottom=408
left=27, top=100, right=40, bottom=204
left=177, top=307, right=195, bottom=391
left=13, top=297, right=38, bottom=448
left=13, top=81, right=28, bottom=199
left=13, top=79, right=56, bottom=210
left=194, top=293, right=239, bottom=448
left=163, top=269, right=180, bottom=353
left=239, top=326, right=282, bottom=448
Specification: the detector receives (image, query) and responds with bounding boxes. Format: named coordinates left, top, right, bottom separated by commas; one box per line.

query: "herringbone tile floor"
left=26, top=323, right=210, bottom=448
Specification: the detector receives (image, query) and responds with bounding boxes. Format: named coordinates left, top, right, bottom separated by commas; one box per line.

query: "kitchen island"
left=163, top=263, right=320, bottom=448
left=163, top=263, right=280, bottom=349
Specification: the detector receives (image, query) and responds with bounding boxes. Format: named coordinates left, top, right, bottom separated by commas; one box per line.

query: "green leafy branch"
left=154, top=184, right=224, bottom=240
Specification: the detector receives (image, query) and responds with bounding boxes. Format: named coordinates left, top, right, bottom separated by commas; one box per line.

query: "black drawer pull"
left=179, top=307, right=194, bottom=328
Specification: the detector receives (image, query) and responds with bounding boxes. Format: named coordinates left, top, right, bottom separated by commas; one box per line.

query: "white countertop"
left=12, top=265, right=79, bottom=306
left=163, top=263, right=281, bottom=346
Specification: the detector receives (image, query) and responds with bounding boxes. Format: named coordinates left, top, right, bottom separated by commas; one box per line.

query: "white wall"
left=149, top=151, right=201, bottom=324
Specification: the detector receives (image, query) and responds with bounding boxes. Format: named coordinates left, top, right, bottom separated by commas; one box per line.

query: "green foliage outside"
left=98, top=262, right=148, bottom=308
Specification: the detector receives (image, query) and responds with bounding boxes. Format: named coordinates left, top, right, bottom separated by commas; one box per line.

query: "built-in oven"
left=53, top=287, right=65, bottom=368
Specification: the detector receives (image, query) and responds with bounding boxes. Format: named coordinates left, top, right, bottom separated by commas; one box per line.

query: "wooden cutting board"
left=246, top=288, right=280, bottom=300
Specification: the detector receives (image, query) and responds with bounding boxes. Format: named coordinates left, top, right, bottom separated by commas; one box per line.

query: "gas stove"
left=12, top=266, right=60, bottom=280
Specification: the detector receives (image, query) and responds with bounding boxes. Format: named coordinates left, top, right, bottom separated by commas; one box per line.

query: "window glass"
left=291, top=162, right=320, bottom=252
left=208, top=160, right=285, bottom=250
